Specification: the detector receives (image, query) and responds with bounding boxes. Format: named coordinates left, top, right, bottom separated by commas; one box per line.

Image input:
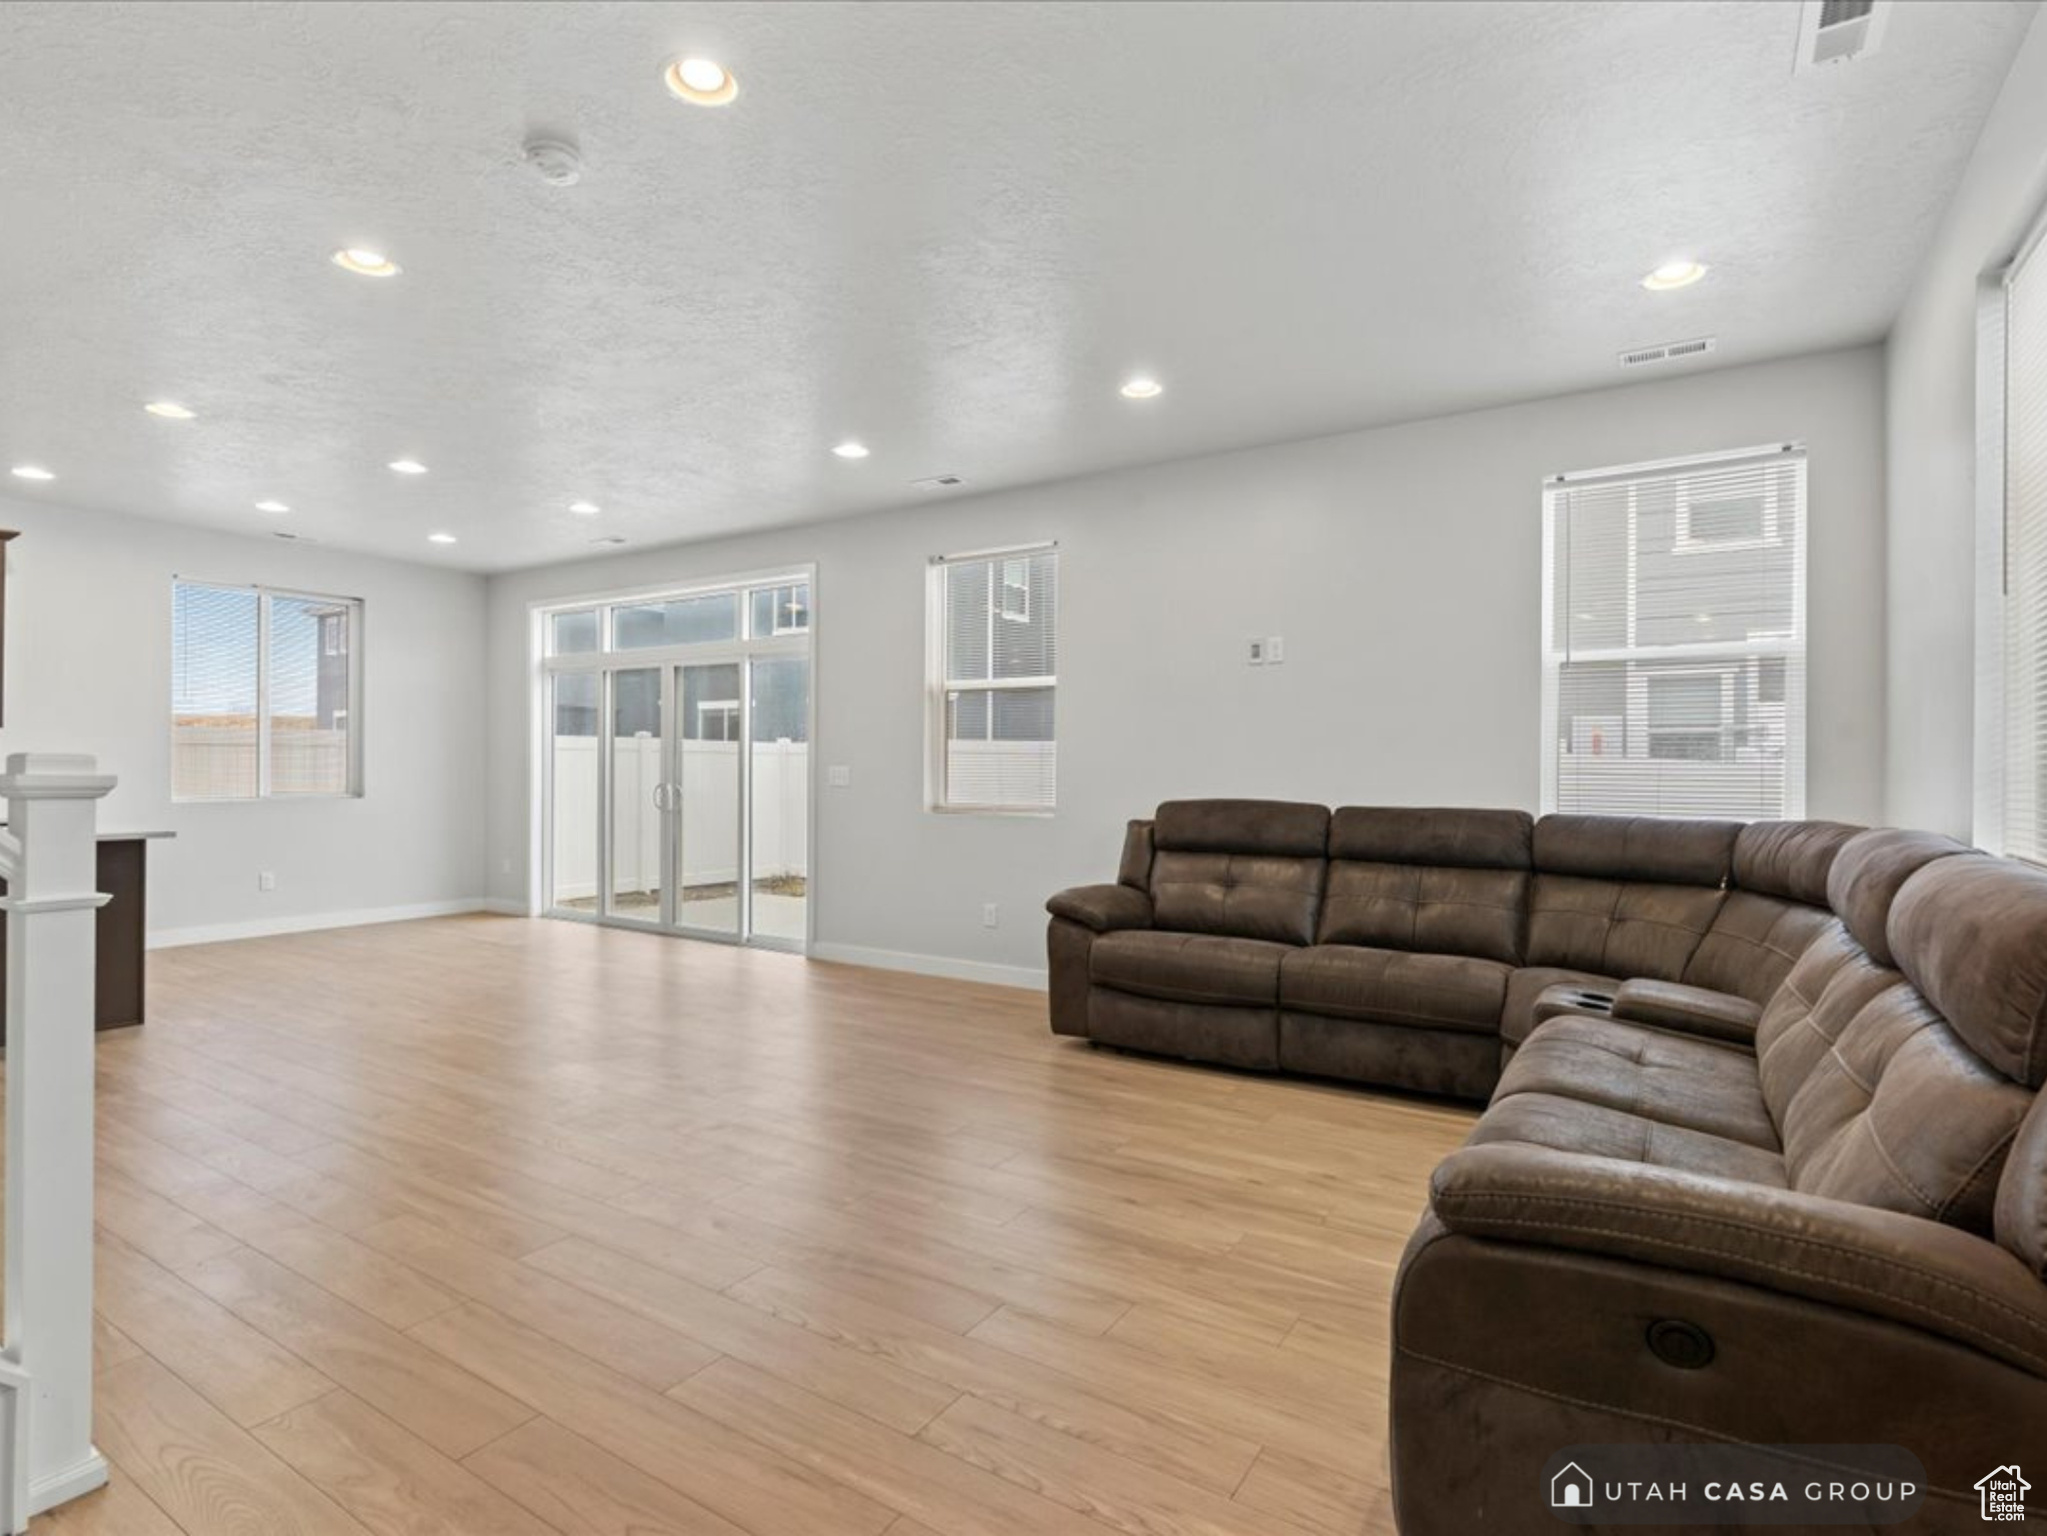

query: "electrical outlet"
left=982, top=902, right=999, bottom=929
left=1247, top=637, right=1266, bottom=666
left=258, top=871, right=276, bottom=892
left=1266, top=634, right=1286, bottom=664
left=828, top=765, right=852, bottom=787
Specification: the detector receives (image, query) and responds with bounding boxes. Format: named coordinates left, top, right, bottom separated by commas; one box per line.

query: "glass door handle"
left=652, top=782, right=678, bottom=812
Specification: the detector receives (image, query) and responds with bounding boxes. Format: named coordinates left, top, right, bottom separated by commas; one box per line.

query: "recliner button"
left=1646, top=1318, right=1715, bottom=1369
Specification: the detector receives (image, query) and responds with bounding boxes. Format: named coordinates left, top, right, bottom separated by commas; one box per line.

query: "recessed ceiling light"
left=255, top=499, right=290, bottom=513
left=1119, top=376, right=1164, bottom=400
left=665, top=57, right=738, bottom=106
left=332, top=248, right=400, bottom=277
left=10, top=464, right=55, bottom=481
left=388, top=459, right=428, bottom=475
left=427, top=532, right=458, bottom=545
left=1642, top=260, right=1708, bottom=292
left=569, top=500, right=601, bottom=515
left=831, top=441, right=870, bottom=460
left=144, top=400, right=196, bottom=420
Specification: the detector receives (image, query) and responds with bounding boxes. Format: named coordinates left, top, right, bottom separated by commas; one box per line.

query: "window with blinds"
left=2005, top=233, right=2047, bottom=863
left=1542, top=445, right=1807, bottom=820
left=172, top=581, right=363, bottom=800
left=929, top=546, right=1057, bottom=811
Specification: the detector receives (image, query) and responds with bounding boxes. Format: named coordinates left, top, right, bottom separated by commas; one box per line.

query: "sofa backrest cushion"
left=1533, top=815, right=1740, bottom=886
left=1680, top=892, right=1837, bottom=1006
left=1732, top=819, right=1862, bottom=905
left=1317, top=808, right=1531, bottom=964
left=1756, top=922, right=2032, bottom=1237
left=1888, top=853, right=2047, bottom=1090
left=1526, top=816, right=1738, bottom=981
left=1826, top=827, right=1973, bottom=967
left=1995, top=1092, right=2047, bottom=1278
left=1149, top=799, right=1330, bottom=946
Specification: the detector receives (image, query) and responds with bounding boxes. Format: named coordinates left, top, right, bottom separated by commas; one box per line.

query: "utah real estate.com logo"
left=1976, top=1464, right=2029, bottom=1522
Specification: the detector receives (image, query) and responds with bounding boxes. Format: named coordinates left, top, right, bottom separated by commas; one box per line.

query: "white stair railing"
left=0, top=753, right=115, bottom=1532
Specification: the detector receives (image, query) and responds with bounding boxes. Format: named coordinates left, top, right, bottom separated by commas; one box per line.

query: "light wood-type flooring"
left=13, top=914, right=1477, bottom=1535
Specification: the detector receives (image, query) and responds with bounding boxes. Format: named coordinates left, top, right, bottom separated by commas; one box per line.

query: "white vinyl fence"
left=551, top=737, right=808, bottom=903
left=172, top=724, right=349, bottom=798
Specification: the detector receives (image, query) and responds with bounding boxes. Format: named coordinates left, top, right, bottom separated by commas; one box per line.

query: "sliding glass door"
left=541, top=575, right=811, bottom=950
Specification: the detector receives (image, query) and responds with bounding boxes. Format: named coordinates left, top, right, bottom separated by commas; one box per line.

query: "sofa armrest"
left=1610, top=978, right=1761, bottom=1046
left=1046, top=884, right=1153, bottom=934
left=1429, top=1142, right=2047, bottom=1379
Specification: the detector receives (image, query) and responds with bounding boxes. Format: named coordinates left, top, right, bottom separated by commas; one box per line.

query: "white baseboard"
left=809, top=941, right=1047, bottom=992
left=147, top=898, right=494, bottom=950
left=482, top=897, right=533, bottom=916
left=29, top=1447, right=110, bottom=1516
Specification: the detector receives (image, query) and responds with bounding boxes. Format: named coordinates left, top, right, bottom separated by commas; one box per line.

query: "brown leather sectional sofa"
left=1047, top=801, right=2047, bottom=1526
left=1046, top=798, right=1850, bottom=1100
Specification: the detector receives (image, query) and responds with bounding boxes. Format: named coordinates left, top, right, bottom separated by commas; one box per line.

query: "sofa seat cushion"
left=1502, top=966, right=1621, bottom=1047
left=1280, top=946, right=1509, bottom=1034
left=1494, top=1014, right=1778, bottom=1151
left=1089, top=930, right=1288, bottom=1007
left=1466, top=1091, right=1789, bottom=1187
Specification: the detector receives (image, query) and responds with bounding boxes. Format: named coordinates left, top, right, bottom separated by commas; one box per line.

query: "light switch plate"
left=1266, top=635, right=1286, bottom=664
left=828, top=765, right=852, bottom=787
left=1247, top=638, right=1266, bottom=666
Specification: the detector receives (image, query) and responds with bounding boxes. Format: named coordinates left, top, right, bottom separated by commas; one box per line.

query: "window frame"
left=1978, top=198, right=2047, bottom=864
left=171, top=579, right=365, bottom=802
left=1539, top=445, right=1808, bottom=820
left=926, top=541, right=1058, bottom=816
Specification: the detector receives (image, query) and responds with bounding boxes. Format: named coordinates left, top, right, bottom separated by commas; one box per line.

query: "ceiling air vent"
left=909, top=474, right=966, bottom=491
left=1795, top=0, right=1889, bottom=73
left=1618, top=336, right=1718, bottom=369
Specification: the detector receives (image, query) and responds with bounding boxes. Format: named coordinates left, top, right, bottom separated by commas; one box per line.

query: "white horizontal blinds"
left=939, top=547, right=1057, bottom=809
left=172, top=582, right=260, bottom=800
left=1545, top=446, right=1807, bottom=819
left=2006, top=235, right=2047, bottom=862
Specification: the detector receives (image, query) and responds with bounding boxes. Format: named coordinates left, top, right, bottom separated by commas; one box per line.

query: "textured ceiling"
left=0, top=0, right=2035, bottom=571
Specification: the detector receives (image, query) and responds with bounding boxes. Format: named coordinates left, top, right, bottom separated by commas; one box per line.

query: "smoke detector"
left=1618, top=336, right=1717, bottom=369
left=1794, top=0, right=1889, bottom=74
left=523, top=137, right=584, bottom=187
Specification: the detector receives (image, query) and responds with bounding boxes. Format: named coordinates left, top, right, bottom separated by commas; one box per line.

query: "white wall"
left=0, top=494, right=488, bottom=942
left=1885, top=8, right=2047, bottom=835
left=485, top=346, right=1886, bottom=984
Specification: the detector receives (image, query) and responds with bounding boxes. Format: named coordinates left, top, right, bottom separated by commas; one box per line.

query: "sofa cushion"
left=1502, top=965, right=1620, bottom=1047
left=1533, top=814, right=1739, bottom=886
left=1149, top=850, right=1326, bottom=946
left=1089, top=930, right=1287, bottom=1007
left=1827, top=827, right=1972, bottom=967
left=1117, top=819, right=1156, bottom=890
left=1732, top=819, right=1862, bottom=906
left=1758, top=920, right=2033, bottom=1238
left=1493, top=1014, right=1779, bottom=1150
left=1525, top=874, right=1725, bottom=981
left=1279, top=1015, right=1501, bottom=1099
left=1279, top=946, right=1510, bottom=1034
left=1609, top=978, right=1762, bottom=1047
left=1680, top=890, right=1836, bottom=1005
left=1466, top=1091, right=1788, bottom=1187
left=1153, top=798, right=1329, bottom=857
left=1327, top=806, right=1533, bottom=868
left=1889, top=852, right=2047, bottom=1089
left=1317, top=862, right=1528, bottom=963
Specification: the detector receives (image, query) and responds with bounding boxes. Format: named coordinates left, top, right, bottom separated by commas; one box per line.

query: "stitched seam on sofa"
left=1858, top=1117, right=1940, bottom=1216
left=1595, top=884, right=1627, bottom=973
left=1433, top=1196, right=2047, bottom=1370
left=1105, top=979, right=1273, bottom=1007
left=1938, top=1127, right=2020, bottom=1224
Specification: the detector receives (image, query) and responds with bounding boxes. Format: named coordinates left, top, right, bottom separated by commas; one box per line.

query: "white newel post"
left=0, top=753, right=116, bottom=1532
